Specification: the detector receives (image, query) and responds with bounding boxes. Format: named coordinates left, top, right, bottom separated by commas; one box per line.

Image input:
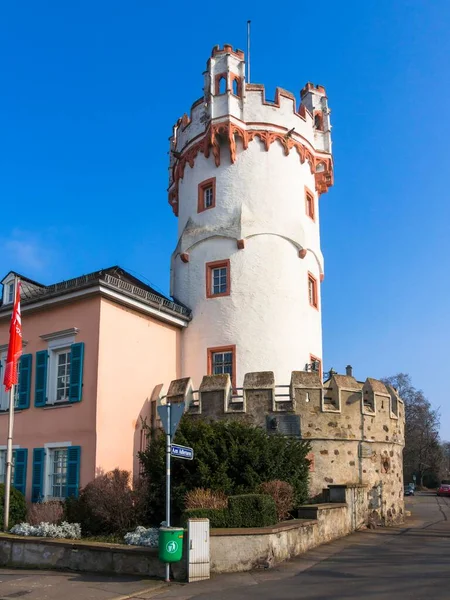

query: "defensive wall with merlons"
left=150, top=368, right=405, bottom=526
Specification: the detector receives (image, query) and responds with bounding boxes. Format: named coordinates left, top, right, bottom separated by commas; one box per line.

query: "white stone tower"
left=168, top=44, right=333, bottom=389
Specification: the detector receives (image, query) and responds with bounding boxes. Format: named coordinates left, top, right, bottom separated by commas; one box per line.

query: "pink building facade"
left=0, top=267, right=189, bottom=501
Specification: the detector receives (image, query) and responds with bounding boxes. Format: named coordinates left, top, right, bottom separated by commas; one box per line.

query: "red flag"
left=3, top=280, right=22, bottom=392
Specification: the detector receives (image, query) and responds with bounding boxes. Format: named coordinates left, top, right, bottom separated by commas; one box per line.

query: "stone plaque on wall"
left=266, top=414, right=300, bottom=437
left=359, top=443, right=374, bottom=458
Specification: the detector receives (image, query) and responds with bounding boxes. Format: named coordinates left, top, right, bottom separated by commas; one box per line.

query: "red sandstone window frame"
left=310, top=354, right=322, bottom=379
left=198, top=177, right=216, bottom=213
left=206, top=259, right=230, bottom=298
left=215, top=73, right=228, bottom=95
left=207, top=345, right=236, bottom=389
left=305, top=187, right=315, bottom=221
left=308, top=272, right=319, bottom=309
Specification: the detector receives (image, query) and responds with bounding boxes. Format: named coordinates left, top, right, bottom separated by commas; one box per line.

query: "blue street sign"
left=171, top=444, right=194, bottom=460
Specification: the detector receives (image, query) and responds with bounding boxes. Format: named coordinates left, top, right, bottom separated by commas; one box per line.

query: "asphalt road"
left=1, top=493, right=449, bottom=600
left=155, top=492, right=450, bottom=600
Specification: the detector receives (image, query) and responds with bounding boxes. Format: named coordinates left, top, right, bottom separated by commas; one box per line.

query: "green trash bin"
left=159, top=527, right=184, bottom=563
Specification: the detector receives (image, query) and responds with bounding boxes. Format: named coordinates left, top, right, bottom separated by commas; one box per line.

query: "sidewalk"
left=0, top=569, right=167, bottom=600
left=149, top=525, right=406, bottom=599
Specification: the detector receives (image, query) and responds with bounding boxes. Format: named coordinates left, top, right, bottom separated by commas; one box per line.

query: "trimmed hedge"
left=183, top=508, right=229, bottom=528
left=183, top=494, right=277, bottom=528
left=140, top=419, right=311, bottom=524
left=0, top=484, right=27, bottom=529
left=228, top=494, right=277, bottom=528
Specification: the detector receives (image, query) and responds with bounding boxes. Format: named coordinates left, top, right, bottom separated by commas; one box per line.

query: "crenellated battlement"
left=150, top=369, right=405, bottom=508
left=152, top=370, right=404, bottom=447
left=168, top=45, right=333, bottom=216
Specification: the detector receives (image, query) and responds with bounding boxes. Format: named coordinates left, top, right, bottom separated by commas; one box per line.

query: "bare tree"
left=382, top=373, right=441, bottom=487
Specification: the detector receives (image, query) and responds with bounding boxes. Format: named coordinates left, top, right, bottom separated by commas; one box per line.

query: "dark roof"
left=0, top=266, right=192, bottom=320
left=1, top=271, right=45, bottom=288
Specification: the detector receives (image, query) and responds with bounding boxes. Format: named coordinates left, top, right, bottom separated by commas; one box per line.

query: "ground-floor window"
left=32, top=445, right=81, bottom=502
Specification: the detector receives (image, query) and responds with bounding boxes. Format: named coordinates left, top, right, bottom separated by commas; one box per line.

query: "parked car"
left=404, top=483, right=415, bottom=496
left=437, top=482, right=450, bottom=497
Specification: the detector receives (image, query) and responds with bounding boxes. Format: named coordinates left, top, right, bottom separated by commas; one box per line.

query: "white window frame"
left=46, top=335, right=75, bottom=405
left=43, top=441, right=72, bottom=500
left=204, top=185, right=214, bottom=209
left=0, top=352, right=9, bottom=411
left=212, top=266, right=228, bottom=295
left=0, top=350, right=26, bottom=411
left=212, top=351, right=233, bottom=377
left=2, top=275, right=15, bottom=305
left=0, top=444, right=20, bottom=485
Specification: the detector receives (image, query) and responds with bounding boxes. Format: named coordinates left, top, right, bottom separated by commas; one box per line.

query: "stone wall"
left=0, top=535, right=186, bottom=580
left=153, top=369, right=405, bottom=525
left=0, top=496, right=364, bottom=577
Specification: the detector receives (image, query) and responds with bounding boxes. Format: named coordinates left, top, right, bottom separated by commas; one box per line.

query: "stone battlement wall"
left=151, top=370, right=405, bottom=524
left=174, top=371, right=404, bottom=447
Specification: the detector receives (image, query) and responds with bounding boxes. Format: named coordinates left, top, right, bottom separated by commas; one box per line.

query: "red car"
left=437, top=481, right=450, bottom=497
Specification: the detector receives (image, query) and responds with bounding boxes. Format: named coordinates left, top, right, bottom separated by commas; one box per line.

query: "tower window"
left=305, top=188, right=315, bottom=220
left=215, top=73, right=228, bottom=95
left=208, top=345, right=236, bottom=388
left=310, top=354, right=322, bottom=378
left=308, top=273, right=318, bottom=309
left=204, top=186, right=213, bottom=208
left=230, top=74, right=242, bottom=97
left=198, top=178, right=216, bottom=213
left=314, top=112, right=324, bottom=131
left=206, top=260, right=230, bottom=298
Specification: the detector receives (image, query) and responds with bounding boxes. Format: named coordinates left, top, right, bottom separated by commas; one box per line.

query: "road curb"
left=109, top=581, right=169, bottom=600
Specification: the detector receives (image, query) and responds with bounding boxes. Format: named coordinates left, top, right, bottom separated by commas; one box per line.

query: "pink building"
left=0, top=267, right=190, bottom=501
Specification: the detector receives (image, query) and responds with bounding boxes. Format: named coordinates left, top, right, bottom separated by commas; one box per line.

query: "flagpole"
left=3, top=383, right=15, bottom=530
left=3, top=277, right=18, bottom=532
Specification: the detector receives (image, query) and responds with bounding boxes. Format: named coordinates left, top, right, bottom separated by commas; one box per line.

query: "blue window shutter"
left=69, top=343, right=84, bottom=403
left=66, top=446, right=81, bottom=498
left=32, top=448, right=45, bottom=502
left=13, top=448, right=28, bottom=495
left=35, top=351, right=48, bottom=407
left=17, top=354, right=32, bottom=410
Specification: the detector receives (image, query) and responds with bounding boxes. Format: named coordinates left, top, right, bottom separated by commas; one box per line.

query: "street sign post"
left=156, top=401, right=186, bottom=582
left=171, top=444, right=194, bottom=460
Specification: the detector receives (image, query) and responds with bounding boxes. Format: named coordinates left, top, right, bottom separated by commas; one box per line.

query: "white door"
left=187, top=518, right=210, bottom=582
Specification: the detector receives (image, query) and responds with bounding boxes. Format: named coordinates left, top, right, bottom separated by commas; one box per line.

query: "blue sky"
left=1, top=2, right=449, bottom=436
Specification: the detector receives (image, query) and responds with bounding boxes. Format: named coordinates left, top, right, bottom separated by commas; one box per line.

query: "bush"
left=140, top=419, right=311, bottom=524
left=258, top=480, right=294, bottom=521
left=10, top=521, right=81, bottom=539
left=184, top=488, right=228, bottom=510
left=64, top=470, right=148, bottom=536
left=0, top=484, right=27, bottom=529
left=228, top=494, right=277, bottom=528
left=27, top=501, right=63, bottom=526
left=183, top=508, right=230, bottom=528
left=124, top=526, right=159, bottom=547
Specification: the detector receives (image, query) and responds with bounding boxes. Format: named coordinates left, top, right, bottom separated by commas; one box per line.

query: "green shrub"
left=0, top=484, right=27, bottom=529
left=228, top=494, right=277, bottom=528
left=140, top=418, right=311, bottom=525
left=182, top=508, right=229, bottom=528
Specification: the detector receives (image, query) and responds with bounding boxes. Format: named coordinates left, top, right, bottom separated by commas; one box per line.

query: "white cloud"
left=0, top=229, right=57, bottom=279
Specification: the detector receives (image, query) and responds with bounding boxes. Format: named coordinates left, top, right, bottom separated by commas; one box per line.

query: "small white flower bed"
left=10, top=521, right=81, bottom=540
left=124, top=526, right=159, bottom=547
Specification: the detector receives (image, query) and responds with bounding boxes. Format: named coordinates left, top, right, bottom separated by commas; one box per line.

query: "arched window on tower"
left=314, top=113, right=324, bottom=131
left=219, top=76, right=226, bottom=94
left=232, top=78, right=239, bottom=96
